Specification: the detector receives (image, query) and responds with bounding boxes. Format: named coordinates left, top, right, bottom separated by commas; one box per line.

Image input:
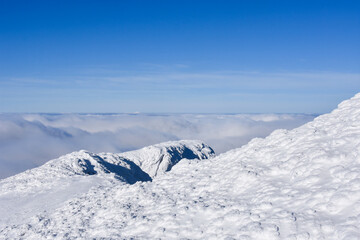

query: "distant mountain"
left=1, top=94, right=360, bottom=239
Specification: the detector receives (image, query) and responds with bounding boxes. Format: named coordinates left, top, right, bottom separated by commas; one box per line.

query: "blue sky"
left=0, top=0, right=359, bottom=113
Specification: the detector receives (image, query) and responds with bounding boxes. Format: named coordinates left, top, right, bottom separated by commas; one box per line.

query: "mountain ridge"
left=0, top=140, right=214, bottom=195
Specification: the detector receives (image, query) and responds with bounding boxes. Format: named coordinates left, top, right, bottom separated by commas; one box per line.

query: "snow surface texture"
left=1, top=94, right=360, bottom=239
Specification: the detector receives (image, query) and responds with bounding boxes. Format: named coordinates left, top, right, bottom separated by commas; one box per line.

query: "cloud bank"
left=0, top=113, right=316, bottom=179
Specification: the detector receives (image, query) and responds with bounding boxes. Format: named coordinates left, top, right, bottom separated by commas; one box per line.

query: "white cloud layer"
left=0, top=113, right=316, bottom=179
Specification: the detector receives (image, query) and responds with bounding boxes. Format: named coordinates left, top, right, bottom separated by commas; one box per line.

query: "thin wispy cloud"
left=1, top=68, right=359, bottom=113
left=3, top=70, right=359, bottom=92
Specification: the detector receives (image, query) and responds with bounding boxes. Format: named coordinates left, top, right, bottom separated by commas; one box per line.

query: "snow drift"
left=1, top=93, right=360, bottom=239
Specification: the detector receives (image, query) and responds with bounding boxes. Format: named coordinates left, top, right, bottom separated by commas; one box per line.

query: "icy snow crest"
left=1, top=94, right=360, bottom=239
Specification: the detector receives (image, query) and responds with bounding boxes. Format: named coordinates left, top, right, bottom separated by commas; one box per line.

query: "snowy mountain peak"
left=120, top=140, right=215, bottom=178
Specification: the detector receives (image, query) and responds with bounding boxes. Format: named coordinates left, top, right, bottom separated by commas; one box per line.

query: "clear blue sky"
left=0, top=0, right=359, bottom=113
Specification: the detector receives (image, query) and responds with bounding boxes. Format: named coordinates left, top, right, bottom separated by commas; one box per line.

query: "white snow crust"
left=1, top=94, right=360, bottom=239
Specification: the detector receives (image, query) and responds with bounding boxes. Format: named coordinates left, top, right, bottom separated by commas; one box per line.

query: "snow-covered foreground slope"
left=1, top=94, right=360, bottom=239
left=0, top=140, right=214, bottom=232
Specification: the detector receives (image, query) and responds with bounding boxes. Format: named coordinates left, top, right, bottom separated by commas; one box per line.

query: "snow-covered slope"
left=1, top=94, right=360, bottom=239
left=0, top=140, right=214, bottom=231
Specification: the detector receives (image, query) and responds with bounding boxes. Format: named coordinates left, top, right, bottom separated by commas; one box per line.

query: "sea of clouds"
left=0, top=113, right=316, bottom=179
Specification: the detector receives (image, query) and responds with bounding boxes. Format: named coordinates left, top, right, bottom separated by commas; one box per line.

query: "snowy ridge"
left=0, top=150, right=148, bottom=196
left=119, top=140, right=215, bottom=178
left=0, top=140, right=213, bottom=195
left=1, top=94, right=360, bottom=239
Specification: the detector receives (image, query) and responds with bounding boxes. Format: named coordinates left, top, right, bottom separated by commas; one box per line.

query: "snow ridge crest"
left=0, top=140, right=215, bottom=193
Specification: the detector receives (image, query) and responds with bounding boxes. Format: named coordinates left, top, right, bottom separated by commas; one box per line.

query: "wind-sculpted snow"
left=120, top=140, right=215, bottom=178
left=1, top=94, right=360, bottom=239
